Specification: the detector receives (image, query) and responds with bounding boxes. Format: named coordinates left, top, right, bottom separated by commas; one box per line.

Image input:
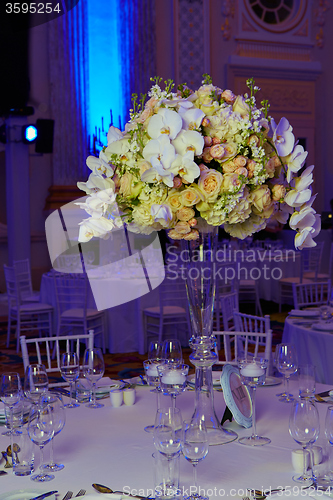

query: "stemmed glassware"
left=289, top=399, right=320, bottom=485
left=0, top=372, right=22, bottom=462
left=148, top=341, right=163, bottom=361
left=275, top=343, right=298, bottom=402
left=238, top=358, right=271, bottom=446
left=83, top=347, right=105, bottom=409
left=39, top=392, right=66, bottom=472
left=162, top=340, right=183, bottom=366
left=325, top=406, right=333, bottom=485
left=157, top=363, right=189, bottom=409
left=28, top=402, right=55, bottom=482
left=153, top=407, right=183, bottom=459
left=24, top=364, right=48, bottom=404
left=143, top=358, right=166, bottom=433
left=60, top=352, right=80, bottom=408
left=182, top=417, right=209, bottom=500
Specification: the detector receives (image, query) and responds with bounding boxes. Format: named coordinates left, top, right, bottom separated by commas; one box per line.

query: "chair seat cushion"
left=239, top=280, right=256, bottom=286
left=279, top=277, right=312, bottom=284
left=144, top=305, right=186, bottom=316
left=16, top=302, right=53, bottom=312
left=303, top=272, right=329, bottom=279
left=61, top=308, right=103, bottom=319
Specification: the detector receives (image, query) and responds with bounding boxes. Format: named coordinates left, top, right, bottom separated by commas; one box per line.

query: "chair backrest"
left=53, top=272, right=89, bottom=318
left=233, top=311, right=270, bottom=335
left=3, top=264, right=21, bottom=309
left=301, top=242, right=324, bottom=280
left=214, top=329, right=272, bottom=367
left=292, top=279, right=331, bottom=309
left=20, top=331, right=95, bottom=387
left=13, top=259, right=34, bottom=301
left=220, top=291, right=239, bottom=331
left=160, top=274, right=188, bottom=309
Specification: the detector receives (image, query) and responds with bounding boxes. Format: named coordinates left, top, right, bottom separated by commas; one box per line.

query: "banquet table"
left=1, top=377, right=333, bottom=500
left=283, top=315, right=333, bottom=385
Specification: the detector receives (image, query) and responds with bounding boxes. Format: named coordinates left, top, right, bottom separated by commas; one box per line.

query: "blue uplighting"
left=87, top=0, right=122, bottom=146
left=24, top=125, right=38, bottom=142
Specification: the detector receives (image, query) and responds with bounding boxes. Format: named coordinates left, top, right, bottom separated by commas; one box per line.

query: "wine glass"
left=39, top=392, right=66, bottom=472
left=289, top=399, right=320, bottom=485
left=28, top=402, right=55, bottom=482
left=157, top=363, right=189, bottom=409
left=148, top=341, right=163, bottom=361
left=162, top=340, right=183, bottom=366
left=182, top=417, right=209, bottom=500
left=24, top=364, right=48, bottom=404
left=275, top=343, right=298, bottom=402
left=238, top=357, right=271, bottom=446
left=83, top=347, right=105, bottom=409
left=0, top=372, right=22, bottom=463
left=325, top=406, right=333, bottom=485
left=143, top=359, right=166, bottom=433
left=153, top=407, right=183, bottom=459
left=60, top=352, right=80, bottom=408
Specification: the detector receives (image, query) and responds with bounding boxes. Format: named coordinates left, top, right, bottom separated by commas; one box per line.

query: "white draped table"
left=283, top=316, right=333, bottom=384
left=1, top=378, right=332, bottom=499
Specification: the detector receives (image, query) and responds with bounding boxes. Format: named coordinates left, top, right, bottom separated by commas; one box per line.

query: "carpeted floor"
left=0, top=297, right=289, bottom=382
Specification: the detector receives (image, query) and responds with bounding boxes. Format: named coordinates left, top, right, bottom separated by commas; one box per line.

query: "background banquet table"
left=283, top=316, right=333, bottom=384
left=1, top=378, right=332, bottom=499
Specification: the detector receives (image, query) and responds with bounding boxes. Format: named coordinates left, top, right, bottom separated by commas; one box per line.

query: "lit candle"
left=161, top=371, right=186, bottom=385
left=240, top=362, right=265, bottom=377
left=147, top=365, right=159, bottom=377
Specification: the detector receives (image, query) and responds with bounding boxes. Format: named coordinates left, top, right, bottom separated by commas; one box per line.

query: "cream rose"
left=202, top=147, right=213, bottom=163
left=235, top=167, right=248, bottom=177
left=177, top=207, right=195, bottom=222
left=197, top=169, right=223, bottom=201
left=181, top=186, right=204, bottom=206
left=222, top=89, right=236, bottom=104
left=232, top=95, right=250, bottom=117
left=265, top=156, right=280, bottom=178
left=183, top=229, right=199, bottom=240
left=174, top=221, right=191, bottom=235
left=221, top=173, right=241, bottom=192
left=222, top=161, right=237, bottom=174
left=227, top=196, right=251, bottom=224
left=119, top=172, right=143, bottom=198
left=234, top=156, right=247, bottom=168
left=250, top=185, right=272, bottom=212
left=166, top=191, right=183, bottom=212
left=210, top=144, right=225, bottom=160
left=271, top=184, right=286, bottom=201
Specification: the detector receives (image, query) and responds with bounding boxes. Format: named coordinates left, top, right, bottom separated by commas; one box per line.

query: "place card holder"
left=220, top=364, right=252, bottom=428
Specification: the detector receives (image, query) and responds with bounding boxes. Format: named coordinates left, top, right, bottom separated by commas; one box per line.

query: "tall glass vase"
left=180, top=219, right=237, bottom=445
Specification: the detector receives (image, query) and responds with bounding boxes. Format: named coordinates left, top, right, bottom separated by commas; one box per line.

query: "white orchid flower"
left=76, top=189, right=116, bottom=218
left=162, top=97, right=193, bottom=112
left=147, top=108, right=182, bottom=140
left=294, top=215, right=321, bottom=249
left=271, top=117, right=295, bottom=157
left=77, top=173, right=115, bottom=195
left=179, top=107, right=205, bottom=131
left=284, top=189, right=312, bottom=207
left=172, top=130, right=204, bottom=156
left=141, top=161, right=174, bottom=188
left=273, top=203, right=293, bottom=225
left=143, top=135, right=176, bottom=170
left=294, top=165, right=314, bottom=192
left=78, top=216, right=117, bottom=242
left=171, top=151, right=200, bottom=183
left=86, top=150, right=113, bottom=177
left=289, top=205, right=316, bottom=231
left=151, top=204, right=173, bottom=227
left=284, top=144, right=308, bottom=183
left=105, top=138, right=130, bottom=157
left=107, top=125, right=124, bottom=145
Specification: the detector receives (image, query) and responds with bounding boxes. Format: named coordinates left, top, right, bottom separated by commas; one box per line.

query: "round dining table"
left=1, top=377, right=332, bottom=499
left=282, top=314, right=333, bottom=384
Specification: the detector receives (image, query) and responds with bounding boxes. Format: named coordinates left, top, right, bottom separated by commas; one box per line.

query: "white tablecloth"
left=1, top=378, right=332, bottom=499
left=283, top=316, right=333, bottom=384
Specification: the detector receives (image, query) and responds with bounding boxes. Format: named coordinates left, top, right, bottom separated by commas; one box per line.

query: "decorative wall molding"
left=221, top=0, right=235, bottom=40
left=235, top=41, right=312, bottom=60
left=314, top=0, right=330, bottom=47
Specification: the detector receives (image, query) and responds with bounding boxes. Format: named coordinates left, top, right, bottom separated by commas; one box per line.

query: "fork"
left=75, top=490, right=86, bottom=497
left=62, top=492, right=73, bottom=500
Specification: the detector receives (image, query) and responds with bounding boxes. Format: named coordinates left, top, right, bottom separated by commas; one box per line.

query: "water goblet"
left=28, top=403, right=55, bottom=482
left=39, top=392, right=66, bottom=472
left=83, top=347, right=105, bottom=409
left=238, top=357, right=271, bottom=446
left=24, top=364, right=48, bottom=404
left=157, top=363, right=189, bottom=409
left=148, top=341, right=163, bottom=361
left=153, top=407, right=183, bottom=459
left=182, top=417, right=209, bottom=500
left=60, top=352, right=80, bottom=408
left=0, top=372, right=22, bottom=465
left=324, top=406, right=333, bottom=485
left=143, top=359, right=166, bottom=433
left=275, top=343, right=298, bottom=402
left=162, top=339, right=183, bottom=366
left=289, top=399, right=320, bottom=485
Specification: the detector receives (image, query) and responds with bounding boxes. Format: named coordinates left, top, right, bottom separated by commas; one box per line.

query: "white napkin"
left=289, top=309, right=319, bottom=317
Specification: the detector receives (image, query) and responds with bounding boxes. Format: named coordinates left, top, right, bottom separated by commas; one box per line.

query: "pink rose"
left=222, top=89, right=236, bottom=104
left=234, top=156, right=247, bottom=168
left=272, top=184, right=286, bottom=201
left=212, top=137, right=221, bottom=145
left=202, top=147, right=213, bottom=163
left=210, top=144, right=225, bottom=160
left=204, top=136, right=213, bottom=147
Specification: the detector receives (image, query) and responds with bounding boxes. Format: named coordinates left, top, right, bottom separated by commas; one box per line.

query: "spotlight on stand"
left=22, top=118, right=54, bottom=153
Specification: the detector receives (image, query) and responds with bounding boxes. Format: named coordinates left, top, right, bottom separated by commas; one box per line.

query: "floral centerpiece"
left=77, top=76, right=319, bottom=249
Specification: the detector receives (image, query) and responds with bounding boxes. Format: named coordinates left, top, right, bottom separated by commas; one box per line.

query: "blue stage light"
left=23, top=125, right=38, bottom=143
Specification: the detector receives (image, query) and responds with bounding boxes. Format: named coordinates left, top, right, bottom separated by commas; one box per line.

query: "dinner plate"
left=261, top=376, right=282, bottom=386
left=289, top=309, right=320, bottom=317
left=0, top=490, right=57, bottom=500
left=95, top=379, right=125, bottom=395
left=312, top=322, right=333, bottom=332
left=187, top=372, right=222, bottom=387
